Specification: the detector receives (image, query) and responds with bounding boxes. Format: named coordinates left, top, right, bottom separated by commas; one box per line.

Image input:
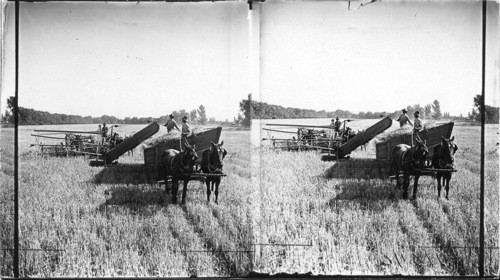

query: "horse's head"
left=439, top=136, right=458, bottom=167
left=182, top=143, right=198, bottom=170
left=210, top=141, right=227, bottom=170
left=413, top=138, right=429, bottom=167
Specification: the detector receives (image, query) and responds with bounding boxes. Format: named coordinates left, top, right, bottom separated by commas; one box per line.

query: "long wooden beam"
left=31, top=134, right=67, bottom=140
left=262, top=128, right=297, bottom=134
left=266, top=123, right=334, bottom=129
left=33, top=129, right=101, bottom=135
left=262, top=138, right=340, bottom=143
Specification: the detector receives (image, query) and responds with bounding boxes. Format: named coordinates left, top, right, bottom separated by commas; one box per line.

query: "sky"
left=1, top=0, right=499, bottom=120
left=259, top=0, right=499, bottom=117
left=1, top=1, right=249, bottom=121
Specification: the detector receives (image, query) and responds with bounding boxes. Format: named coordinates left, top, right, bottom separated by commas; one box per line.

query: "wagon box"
left=144, top=126, right=222, bottom=165
left=375, top=122, right=454, bottom=161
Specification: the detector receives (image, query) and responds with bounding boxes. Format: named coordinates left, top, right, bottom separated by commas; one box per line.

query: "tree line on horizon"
left=1, top=97, right=212, bottom=126
left=2, top=94, right=497, bottom=126
left=238, top=94, right=498, bottom=126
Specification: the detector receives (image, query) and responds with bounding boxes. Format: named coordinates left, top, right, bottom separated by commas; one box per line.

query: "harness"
left=400, top=146, right=424, bottom=171
left=435, top=143, right=454, bottom=169
left=206, top=147, right=223, bottom=173
left=170, top=149, right=194, bottom=176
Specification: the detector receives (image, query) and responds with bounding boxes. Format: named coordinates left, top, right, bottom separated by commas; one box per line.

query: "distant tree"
left=2, top=96, right=15, bottom=123
left=424, top=105, right=432, bottom=119
left=7, top=96, right=15, bottom=111
left=432, top=100, right=442, bottom=120
left=471, top=94, right=499, bottom=123
left=239, top=94, right=253, bottom=127
left=197, top=105, right=208, bottom=125
left=235, top=113, right=244, bottom=125
left=189, top=109, right=198, bottom=124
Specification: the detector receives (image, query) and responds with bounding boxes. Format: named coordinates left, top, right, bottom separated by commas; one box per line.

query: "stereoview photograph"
left=0, top=0, right=498, bottom=277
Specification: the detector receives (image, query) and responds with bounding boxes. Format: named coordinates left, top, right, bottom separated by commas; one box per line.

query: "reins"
left=207, top=146, right=223, bottom=173
left=401, top=145, right=426, bottom=171
left=436, top=143, right=454, bottom=169
left=171, top=149, right=194, bottom=176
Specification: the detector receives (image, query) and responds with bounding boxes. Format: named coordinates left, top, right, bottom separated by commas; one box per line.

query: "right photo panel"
left=251, top=0, right=499, bottom=276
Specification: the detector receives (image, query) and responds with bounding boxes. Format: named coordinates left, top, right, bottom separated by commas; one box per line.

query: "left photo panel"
left=0, top=1, right=254, bottom=277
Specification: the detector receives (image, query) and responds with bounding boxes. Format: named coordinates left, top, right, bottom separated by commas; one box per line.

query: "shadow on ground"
left=324, top=158, right=406, bottom=210
left=324, top=158, right=391, bottom=180
left=326, top=180, right=404, bottom=212
left=97, top=184, right=171, bottom=216
left=92, top=163, right=159, bottom=185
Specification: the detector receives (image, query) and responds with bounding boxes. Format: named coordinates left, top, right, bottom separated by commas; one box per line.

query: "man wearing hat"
left=101, top=123, right=109, bottom=145
left=181, top=116, right=192, bottom=137
left=180, top=116, right=192, bottom=149
left=329, top=118, right=336, bottom=129
left=334, top=117, right=341, bottom=132
left=164, top=114, right=180, bottom=133
left=413, top=111, right=423, bottom=132
left=329, top=117, right=342, bottom=138
left=412, top=111, right=425, bottom=145
left=396, top=109, right=412, bottom=127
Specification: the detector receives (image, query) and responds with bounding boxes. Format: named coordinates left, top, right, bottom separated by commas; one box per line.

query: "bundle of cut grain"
left=375, top=121, right=438, bottom=143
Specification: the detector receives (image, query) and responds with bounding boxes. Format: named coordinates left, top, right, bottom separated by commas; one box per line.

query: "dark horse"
left=201, top=141, right=227, bottom=204
left=432, top=136, right=458, bottom=199
left=391, top=138, right=429, bottom=199
left=159, top=143, right=198, bottom=204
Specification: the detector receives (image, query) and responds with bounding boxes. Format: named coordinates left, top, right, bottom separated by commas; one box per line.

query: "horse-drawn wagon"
left=143, top=126, right=227, bottom=204
left=143, top=126, right=222, bottom=166
left=376, top=122, right=458, bottom=199
left=375, top=121, right=455, bottom=161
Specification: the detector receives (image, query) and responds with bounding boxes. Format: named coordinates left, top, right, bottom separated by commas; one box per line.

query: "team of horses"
left=391, top=136, right=458, bottom=200
left=155, top=133, right=457, bottom=205
left=158, top=141, right=227, bottom=204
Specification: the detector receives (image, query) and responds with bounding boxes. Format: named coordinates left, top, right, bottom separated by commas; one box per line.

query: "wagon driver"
left=413, top=111, right=424, bottom=144
left=164, top=114, right=180, bottom=133
left=180, top=116, right=192, bottom=148
left=331, top=117, right=341, bottom=138
left=396, top=108, right=413, bottom=127
left=101, top=123, right=109, bottom=145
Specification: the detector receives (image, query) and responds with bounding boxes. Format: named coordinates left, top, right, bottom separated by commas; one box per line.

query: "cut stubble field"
left=0, top=124, right=498, bottom=276
left=1, top=126, right=254, bottom=277
left=254, top=124, right=499, bottom=275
